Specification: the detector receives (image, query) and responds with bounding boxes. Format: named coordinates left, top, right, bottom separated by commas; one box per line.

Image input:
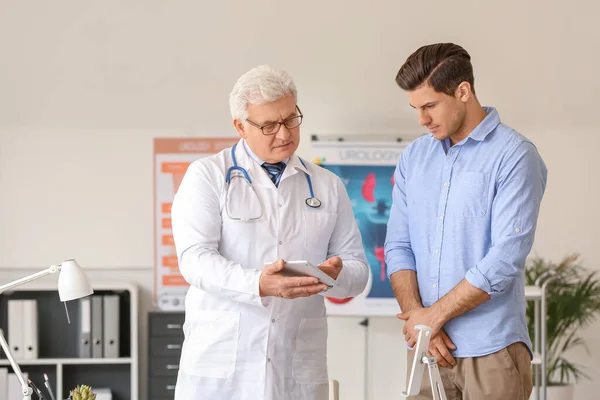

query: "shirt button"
left=278, top=204, right=282, bottom=207
left=278, top=241, right=282, bottom=245
left=267, top=358, right=271, bottom=363
left=435, top=249, right=439, bottom=254
left=432, top=284, right=437, bottom=289
left=272, top=319, right=275, bottom=323
left=443, top=182, right=449, bottom=187
left=514, top=227, right=520, bottom=233
left=439, top=215, right=444, bottom=221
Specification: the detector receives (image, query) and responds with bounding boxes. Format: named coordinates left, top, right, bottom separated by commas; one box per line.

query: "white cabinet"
left=0, top=282, right=139, bottom=400
left=327, top=316, right=367, bottom=400
left=327, top=315, right=407, bottom=400
left=367, top=317, right=408, bottom=399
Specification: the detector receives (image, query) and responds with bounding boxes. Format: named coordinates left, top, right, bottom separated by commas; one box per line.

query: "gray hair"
left=229, top=65, right=298, bottom=122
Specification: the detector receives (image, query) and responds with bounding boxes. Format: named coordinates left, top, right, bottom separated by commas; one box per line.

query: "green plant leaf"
left=526, top=254, right=600, bottom=385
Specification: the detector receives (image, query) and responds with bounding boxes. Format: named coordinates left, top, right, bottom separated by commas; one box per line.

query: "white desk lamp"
left=0, top=259, right=94, bottom=400
left=403, top=325, right=447, bottom=400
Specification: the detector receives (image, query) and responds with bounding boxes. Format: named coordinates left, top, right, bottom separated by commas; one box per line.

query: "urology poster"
left=153, top=137, right=238, bottom=310
left=309, top=138, right=410, bottom=316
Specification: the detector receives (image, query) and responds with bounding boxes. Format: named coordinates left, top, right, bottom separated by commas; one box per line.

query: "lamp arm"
left=0, top=265, right=60, bottom=294
left=0, top=329, right=33, bottom=399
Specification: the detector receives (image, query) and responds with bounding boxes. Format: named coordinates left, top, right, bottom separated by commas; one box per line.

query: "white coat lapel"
left=233, top=140, right=273, bottom=188
left=280, top=154, right=311, bottom=183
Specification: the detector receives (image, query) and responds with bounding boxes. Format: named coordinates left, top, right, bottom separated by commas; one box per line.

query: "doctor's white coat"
left=171, top=139, right=369, bottom=400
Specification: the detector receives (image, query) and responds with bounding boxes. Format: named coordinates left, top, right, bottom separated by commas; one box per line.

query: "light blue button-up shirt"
left=385, top=107, right=547, bottom=357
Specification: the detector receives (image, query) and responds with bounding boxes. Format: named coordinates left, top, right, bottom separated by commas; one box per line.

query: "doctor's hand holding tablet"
left=259, top=257, right=343, bottom=298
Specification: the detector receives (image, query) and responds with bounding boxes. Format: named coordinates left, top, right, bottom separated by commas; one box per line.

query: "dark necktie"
left=262, top=162, right=286, bottom=187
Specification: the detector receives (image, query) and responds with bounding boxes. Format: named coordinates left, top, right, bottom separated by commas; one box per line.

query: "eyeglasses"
left=245, top=106, right=304, bottom=135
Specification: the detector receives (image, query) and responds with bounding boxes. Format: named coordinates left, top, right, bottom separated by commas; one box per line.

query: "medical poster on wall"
left=154, top=137, right=238, bottom=310
left=309, top=138, right=410, bottom=316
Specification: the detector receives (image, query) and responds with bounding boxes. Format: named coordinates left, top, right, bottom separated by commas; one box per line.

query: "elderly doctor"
left=171, top=65, right=369, bottom=400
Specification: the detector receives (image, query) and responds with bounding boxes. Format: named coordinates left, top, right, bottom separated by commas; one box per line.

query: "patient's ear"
left=455, top=81, right=472, bottom=103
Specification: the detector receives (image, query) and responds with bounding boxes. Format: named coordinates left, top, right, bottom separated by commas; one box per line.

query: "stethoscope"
left=225, top=143, right=321, bottom=218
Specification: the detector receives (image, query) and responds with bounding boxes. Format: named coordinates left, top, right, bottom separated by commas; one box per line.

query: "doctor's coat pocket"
left=454, top=172, right=489, bottom=218
left=180, top=310, right=240, bottom=378
left=292, top=317, right=329, bottom=384
left=302, top=211, right=337, bottom=257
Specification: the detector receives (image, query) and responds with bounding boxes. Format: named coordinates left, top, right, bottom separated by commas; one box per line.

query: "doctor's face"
left=234, top=94, right=301, bottom=163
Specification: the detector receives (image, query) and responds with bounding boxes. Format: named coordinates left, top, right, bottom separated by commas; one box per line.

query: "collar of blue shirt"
left=467, top=106, right=501, bottom=142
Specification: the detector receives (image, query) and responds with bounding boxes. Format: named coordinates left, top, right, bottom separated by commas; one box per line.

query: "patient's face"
left=408, top=83, right=466, bottom=144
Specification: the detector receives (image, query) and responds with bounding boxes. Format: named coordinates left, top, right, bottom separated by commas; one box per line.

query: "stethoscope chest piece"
left=305, top=197, right=322, bottom=208
left=228, top=143, right=322, bottom=213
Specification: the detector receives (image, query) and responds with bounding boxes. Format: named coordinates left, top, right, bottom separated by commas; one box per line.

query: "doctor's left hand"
left=318, top=256, right=343, bottom=280
left=259, top=260, right=329, bottom=299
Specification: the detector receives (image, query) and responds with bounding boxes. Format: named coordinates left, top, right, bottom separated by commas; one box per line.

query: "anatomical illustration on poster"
left=310, top=139, right=410, bottom=316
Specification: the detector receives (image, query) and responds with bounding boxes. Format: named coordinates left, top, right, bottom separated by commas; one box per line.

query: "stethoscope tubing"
left=227, top=143, right=321, bottom=209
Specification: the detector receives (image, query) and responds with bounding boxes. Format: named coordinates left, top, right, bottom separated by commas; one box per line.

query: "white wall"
left=1, top=0, right=599, bottom=399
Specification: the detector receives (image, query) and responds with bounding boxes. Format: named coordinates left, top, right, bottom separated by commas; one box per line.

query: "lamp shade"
left=57, top=259, right=94, bottom=302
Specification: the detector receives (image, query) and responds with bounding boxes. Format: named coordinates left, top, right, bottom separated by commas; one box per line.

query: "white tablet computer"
left=280, top=260, right=337, bottom=288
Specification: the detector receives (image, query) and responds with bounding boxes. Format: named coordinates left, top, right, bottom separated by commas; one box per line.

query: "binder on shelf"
left=103, top=295, right=120, bottom=358
left=7, top=372, right=28, bottom=400
left=91, top=295, right=104, bottom=358
left=79, top=297, right=92, bottom=358
left=94, top=388, right=113, bottom=400
left=0, top=367, right=8, bottom=400
left=22, top=299, right=38, bottom=359
left=7, top=300, right=23, bottom=360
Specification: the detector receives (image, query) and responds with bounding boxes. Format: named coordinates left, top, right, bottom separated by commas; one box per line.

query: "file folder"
left=22, top=299, right=38, bottom=359
left=103, top=295, right=120, bottom=358
left=91, top=295, right=103, bottom=358
left=0, top=367, right=8, bottom=400
left=79, top=298, right=92, bottom=358
left=8, top=372, right=28, bottom=400
left=7, top=300, right=23, bottom=360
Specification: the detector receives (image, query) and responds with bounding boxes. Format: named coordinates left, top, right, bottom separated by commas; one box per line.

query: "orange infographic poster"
left=153, top=137, right=238, bottom=310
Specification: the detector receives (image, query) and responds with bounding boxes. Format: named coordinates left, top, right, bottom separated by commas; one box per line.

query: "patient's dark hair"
left=395, top=43, right=475, bottom=96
